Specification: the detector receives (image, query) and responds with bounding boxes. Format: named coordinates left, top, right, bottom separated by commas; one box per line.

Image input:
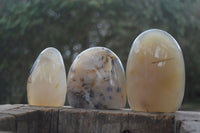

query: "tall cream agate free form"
left=67, top=47, right=126, bottom=109
left=126, top=29, right=185, bottom=112
left=27, top=47, right=67, bottom=107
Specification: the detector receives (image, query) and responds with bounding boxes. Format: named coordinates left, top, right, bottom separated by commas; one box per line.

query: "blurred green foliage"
left=0, top=0, right=200, bottom=104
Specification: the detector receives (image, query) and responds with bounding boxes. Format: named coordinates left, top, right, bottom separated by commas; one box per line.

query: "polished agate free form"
left=67, top=47, right=126, bottom=109
left=27, top=47, right=67, bottom=107
left=126, top=29, right=185, bottom=112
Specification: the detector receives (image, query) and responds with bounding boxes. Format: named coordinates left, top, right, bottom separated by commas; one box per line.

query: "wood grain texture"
left=0, top=113, right=16, bottom=132
left=175, top=111, right=200, bottom=133
left=128, top=111, right=174, bottom=133
left=0, top=104, right=199, bottom=133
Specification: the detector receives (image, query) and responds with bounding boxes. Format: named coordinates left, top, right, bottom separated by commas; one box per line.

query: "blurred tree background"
left=0, top=0, right=200, bottom=109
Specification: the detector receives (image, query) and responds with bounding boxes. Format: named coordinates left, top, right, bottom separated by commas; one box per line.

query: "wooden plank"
left=175, top=111, right=200, bottom=133
left=58, top=108, right=130, bottom=133
left=0, top=104, right=24, bottom=132
left=0, top=113, right=16, bottom=132
left=0, top=105, right=199, bottom=133
left=35, top=107, right=59, bottom=133
left=128, top=111, right=175, bottom=133
left=0, top=105, right=61, bottom=133
left=0, top=104, right=23, bottom=112
left=95, top=109, right=129, bottom=133
left=59, top=108, right=174, bottom=133
left=4, top=105, right=61, bottom=133
left=59, top=107, right=97, bottom=133
left=1, top=106, right=39, bottom=133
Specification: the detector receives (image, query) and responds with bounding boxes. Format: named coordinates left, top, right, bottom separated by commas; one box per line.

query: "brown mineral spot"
left=130, top=69, right=135, bottom=74
left=77, top=86, right=82, bottom=89
left=107, top=53, right=117, bottom=60
left=90, top=79, right=96, bottom=89
left=88, top=69, right=96, bottom=73
left=80, top=78, right=84, bottom=82
left=139, top=55, right=144, bottom=64
left=55, top=83, right=59, bottom=89
left=141, top=101, right=149, bottom=112
left=151, top=57, right=174, bottom=64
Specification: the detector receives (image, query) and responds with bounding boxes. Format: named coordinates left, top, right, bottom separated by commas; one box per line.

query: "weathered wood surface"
left=0, top=104, right=198, bottom=133
left=175, top=111, right=200, bottom=133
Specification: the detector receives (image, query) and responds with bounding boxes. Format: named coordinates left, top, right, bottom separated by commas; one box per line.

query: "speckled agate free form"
left=27, top=47, right=67, bottom=107
left=126, top=29, right=185, bottom=112
left=67, top=47, right=126, bottom=109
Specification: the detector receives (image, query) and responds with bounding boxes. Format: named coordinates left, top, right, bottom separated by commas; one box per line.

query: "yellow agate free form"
left=126, top=29, right=185, bottom=112
left=27, top=47, right=67, bottom=107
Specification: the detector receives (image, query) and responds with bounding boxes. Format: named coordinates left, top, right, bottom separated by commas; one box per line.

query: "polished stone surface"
left=126, top=29, right=185, bottom=112
left=27, top=47, right=67, bottom=107
left=67, top=47, right=126, bottom=109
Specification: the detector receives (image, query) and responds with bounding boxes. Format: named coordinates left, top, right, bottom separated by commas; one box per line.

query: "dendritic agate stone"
left=27, top=47, right=67, bottom=107
left=67, top=47, right=126, bottom=109
left=126, top=29, right=185, bottom=112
